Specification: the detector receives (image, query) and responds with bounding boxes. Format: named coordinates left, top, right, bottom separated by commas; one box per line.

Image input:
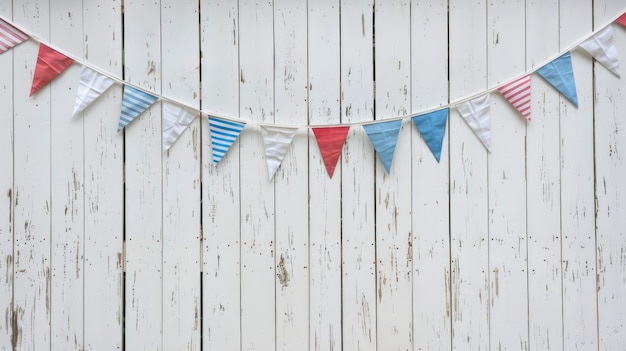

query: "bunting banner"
left=616, top=13, right=626, bottom=27
left=162, top=102, right=197, bottom=152
left=312, top=126, right=350, bottom=178
left=261, top=126, right=298, bottom=180
left=208, top=116, right=246, bottom=165
left=363, top=119, right=402, bottom=174
left=579, top=25, right=620, bottom=77
left=536, top=51, right=578, bottom=107
left=497, top=74, right=531, bottom=121
left=30, top=43, right=74, bottom=96
left=117, top=85, right=158, bottom=132
left=411, top=108, right=448, bottom=162
left=73, top=66, right=115, bottom=117
left=457, top=94, right=491, bottom=151
left=0, top=18, right=29, bottom=54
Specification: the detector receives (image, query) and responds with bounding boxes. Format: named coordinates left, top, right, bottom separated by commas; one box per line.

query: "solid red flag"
left=312, top=126, right=350, bottom=178
left=616, top=13, right=626, bottom=27
left=30, top=43, right=74, bottom=96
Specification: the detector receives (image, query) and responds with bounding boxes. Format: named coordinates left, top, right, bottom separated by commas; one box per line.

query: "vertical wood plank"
left=486, top=1, right=529, bottom=350
left=82, top=1, right=124, bottom=349
left=200, top=0, right=242, bottom=350
left=340, top=0, right=377, bottom=349
left=594, top=2, right=626, bottom=350
left=410, top=1, right=451, bottom=349
left=12, top=1, right=51, bottom=349
left=238, top=0, right=276, bottom=349
left=0, top=3, right=14, bottom=349
left=161, top=1, right=201, bottom=350
left=273, top=0, right=310, bottom=349
left=560, top=1, right=597, bottom=350
left=525, top=1, right=564, bottom=349
left=374, top=0, right=413, bottom=349
left=308, top=0, right=341, bottom=350
left=448, top=0, right=490, bottom=349
left=49, top=2, right=84, bottom=349
left=123, top=0, right=163, bottom=348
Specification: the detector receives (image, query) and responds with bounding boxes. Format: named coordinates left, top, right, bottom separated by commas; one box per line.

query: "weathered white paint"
left=200, top=0, right=242, bottom=350
left=410, top=1, right=452, bottom=349
left=308, top=1, right=342, bottom=350
left=82, top=2, right=124, bottom=350
left=161, top=0, right=201, bottom=350
left=525, top=1, right=565, bottom=350
left=487, top=1, right=529, bottom=350
left=0, top=2, right=13, bottom=349
left=449, top=1, right=490, bottom=349
left=12, top=1, right=52, bottom=349
left=123, top=0, right=163, bottom=349
left=374, top=1, right=413, bottom=350
left=238, top=1, right=276, bottom=350
left=50, top=2, right=84, bottom=350
left=340, top=1, right=377, bottom=350
left=1, top=1, right=626, bottom=350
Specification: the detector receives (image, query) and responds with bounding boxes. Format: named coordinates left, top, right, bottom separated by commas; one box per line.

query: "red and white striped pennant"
left=0, top=18, right=29, bottom=54
left=497, top=74, right=531, bottom=121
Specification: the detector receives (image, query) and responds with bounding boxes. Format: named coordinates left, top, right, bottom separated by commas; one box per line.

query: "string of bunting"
left=1, top=11, right=626, bottom=180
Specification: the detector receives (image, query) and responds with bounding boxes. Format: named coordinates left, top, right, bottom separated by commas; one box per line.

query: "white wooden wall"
left=1, top=0, right=626, bottom=350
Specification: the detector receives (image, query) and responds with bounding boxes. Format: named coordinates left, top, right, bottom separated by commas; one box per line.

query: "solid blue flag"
left=536, top=51, right=578, bottom=107
left=412, top=108, right=448, bottom=162
left=363, top=119, right=403, bottom=174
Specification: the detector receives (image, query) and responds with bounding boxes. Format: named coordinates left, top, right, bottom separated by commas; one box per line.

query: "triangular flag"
left=579, top=25, right=620, bottom=77
left=117, top=85, right=158, bottom=132
left=162, top=102, right=197, bottom=152
left=456, top=94, right=491, bottom=151
left=615, top=13, right=626, bottom=27
left=260, top=126, right=298, bottom=180
left=497, top=75, right=531, bottom=121
left=72, top=66, right=115, bottom=117
left=0, top=18, right=29, bottom=54
left=411, top=108, right=448, bottom=162
left=363, top=119, right=402, bottom=174
left=536, top=52, right=578, bottom=107
left=208, top=116, right=246, bottom=164
left=30, top=43, right=74, bottom=96
left=312, top=126, right=350, bottom=178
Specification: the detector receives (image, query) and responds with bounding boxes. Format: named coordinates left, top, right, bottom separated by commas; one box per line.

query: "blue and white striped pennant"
left=208, top=116, right=246, bottom=164
left=118, top=85, right=158, bottom=132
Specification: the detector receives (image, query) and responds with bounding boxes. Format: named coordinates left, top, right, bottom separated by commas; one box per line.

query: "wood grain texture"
left=123, top=0, right=163, bottom=349
left=82, top=1, right=124, bottom=349
left=410, top=1, right=451, bottom=349
left=449, top=1, right=490, bottom=349
left=0, top=3, right=14, bottom=349
left=161, top=0, right=201, bottom=350
left=238, top=1, right=276, bottom=350
left=49, top=2, right=84, bottom=349
left=200, top=0, right=242, bottom=350
left=486, top=1, right=529, bottom=350
left=374, top=0, right=413, bottom=349
left=340, top=1, right=377, bottom=350
left=12, top=1, right=51, bottom=349
left=308, top=1, right=342, bottom=350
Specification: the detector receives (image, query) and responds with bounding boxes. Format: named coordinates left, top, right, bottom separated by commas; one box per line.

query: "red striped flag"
left=0, top=18, right=29, bottom=54
left=498, top=74, right=531, bottom=121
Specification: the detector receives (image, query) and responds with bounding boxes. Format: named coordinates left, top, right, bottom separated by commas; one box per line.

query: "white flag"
left=456, top=94, right=491, bottom=151
left=73, top=66, right=115, bottom=117
left=162, top=102, right=197, bottom=152
left=261, top=126, right=298, bottom=180
left=579, top=25, right=620, bottom=77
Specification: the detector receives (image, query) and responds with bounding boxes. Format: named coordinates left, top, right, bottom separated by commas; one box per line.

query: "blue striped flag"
left=208, top=116, right=246, bottom=165
left=118, top=86, right=158, bottom=132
